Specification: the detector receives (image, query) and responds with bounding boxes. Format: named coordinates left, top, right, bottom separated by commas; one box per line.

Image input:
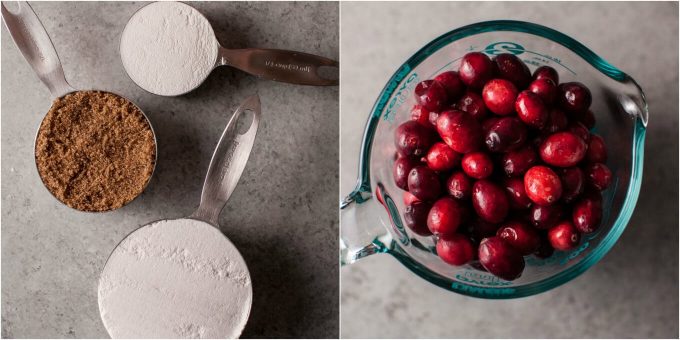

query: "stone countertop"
left=340, top=2, right=678, bottom=338
left=1, top=1, right=338, bottom=338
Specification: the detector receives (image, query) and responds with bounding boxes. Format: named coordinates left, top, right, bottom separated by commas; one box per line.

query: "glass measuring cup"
left=98, top=95, right=260, bottom=338
left=119, top=1, right=338, bottom=97
left=341, top=20, right=648, bottom=298
left=1, top=1, right=157, bottom=212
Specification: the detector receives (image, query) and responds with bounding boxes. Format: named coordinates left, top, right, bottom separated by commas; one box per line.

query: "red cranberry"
left=530, top=204, right=563, bottom=229
left=497, top=220, right=540, bottom=255
left=586, top=134, right=608, bottom=163
left=539, top=132, right=587, bottom=167
left=548, top=221, right=581, bottom=251
left=410, top=105, right=432, bottom=127
left=462, top=152, right=494, bottom=179
left=436, top=233, right=474, bottom=265
left=585, top=163, right=613, bottom=190
left=534, top=232, right=555, bottom=258
left=485, top=117, right=527, bottom=152
left=434, top=71, right=464, bottom=100
left=456, top=91, right=487, bottom=121
left=558, top=167, right=585, bottom=203
left=482, top=79, right=518, bottom=115
left=502, top=145, right=538, bottom=177
left=574, top=109, right=596, bottom=129
left=415, top=79, right=448, bottom=112
left=528, top=78, right=557, bottom=105
left=403, top=191, right=420, bottom=206
left=543, top=108, right=569, bottom=134
left=395, top=121, right=436, bottom=157
left=481, top=116, right=501, bottom=133
left=504, top=177, right=532, bottom=210
left=436, top=110, right=483, bottom=153
left=478, top=236, right=525, bottom=281
left=492, top=53, right=531, bottom=89
left=558, top=82, right=592, bottom=113
left=407, top=166, right=442, bottom=201
left=425, top=142, right=461, bottom=172
left=515, top=90, right=549, bottom=129
left=393, top=156, right=420, bottom=190
left=404, top=201, right=433, bottom=236
left=533, top=65, right=559, bottom=84
left=427, top=197, right=464, bottom=235
left=567, top=122, right=591, bottom=143
left=458, top=52, right=494, bottom=89
left=572, top=193, right=603, bottom=233
left=472, top=180, right=509, bottom=223
left=524, top=165, right=562, bottom=205
left=446, top=171, right=473, bottom=200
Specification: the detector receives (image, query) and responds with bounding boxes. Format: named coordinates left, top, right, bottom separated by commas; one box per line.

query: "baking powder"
left=98, top=218, right=252, bottom=339
left=120, top=2, right=219, bottom=96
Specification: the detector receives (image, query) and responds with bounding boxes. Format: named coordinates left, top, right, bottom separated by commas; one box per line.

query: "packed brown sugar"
left=35, top=91, right=156, bottom=212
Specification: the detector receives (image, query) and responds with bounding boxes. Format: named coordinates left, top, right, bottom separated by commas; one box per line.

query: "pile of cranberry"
left=393, top=52, right=611, bottom=281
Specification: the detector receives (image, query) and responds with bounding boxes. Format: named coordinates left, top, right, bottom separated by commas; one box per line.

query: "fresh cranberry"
left=472, top=180, right=509, bottom=223
left=492, top=53, right=531, bottom=89
left=524, top=165, right=562, bottom=205
left=485, top=117, right=527, bottom=152
left=478, top=236, right=525, bottom=280
left=436, top=233, right=475, bottom=265
left=482, top=79, right=518, bottom=115
left=574, top=109, right=596, bottom=129
left=543, top=108, right=569, bottom=134
left=502, top=145, right=538, bottom=177
left=504, top=177, right=532, bottom=210
left=528, top=78, right=557, bottom=105
left=533, top=65, right=559, bottom=84
left=497, top=220, right=540, bottom=255
left=415, top=79, right=448, bottom=112
left=394, top=121, right=436, bottom=157
left=585, top=163, right=613, bottom=190
left=586, top=134, right=608, bottom=163
left=393, top=156, right=420, bottom=190
left=434, top=71, right=464, bottom=100
left=567, top=122, right=591, bottom=143
left=404, top=201, right=433, bottom=236
left=427, top=196, right=464, bottom=235
left=462, top=152, right=494, bottom=179
left=548, top=221, right=581, bottom=251
left=572, top=193, right=603, bottom=233
left=410, top=105, right=432, bottom=127
left=456, top=91, right=487, bottom=121
left=403, top=191, right=420, bottom=206
left=515, top=90, right=549, bottom=129
left=436, top=109, right=483, bottom=153
left=481, top=116, right=501, bottom=133
left=530, top=204, right=563, bottom=229
left=446, top=171, right=473, bottom=200
left=407, top=166, right=442, bottom=201
left=558, top=82, right=592, bottom=113
left=534, top=232, right=555, bottom=258
left=558, top=167, right=585, bottom=203
left=425, top=142, right=461, bottom=172
left=539, top=132, right=587, bottom=167
left=458, top=52, right=494, bottom=89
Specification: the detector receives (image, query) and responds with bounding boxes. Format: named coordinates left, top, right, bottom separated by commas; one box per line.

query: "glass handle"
left=340, top=188, right=386, bottom=265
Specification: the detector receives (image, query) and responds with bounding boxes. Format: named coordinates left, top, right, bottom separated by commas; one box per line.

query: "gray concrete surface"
left=340, top=2, right=678, bottom=338
left=1, top=2, right=338, bottom=338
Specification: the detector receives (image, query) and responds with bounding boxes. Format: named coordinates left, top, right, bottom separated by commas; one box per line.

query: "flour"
left=120, top=2, right=219, bottom=96
left=98, top=218, right=252, bottom=339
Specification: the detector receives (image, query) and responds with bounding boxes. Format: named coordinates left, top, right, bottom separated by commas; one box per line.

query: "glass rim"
left=350, top=20, right=647, bottom=298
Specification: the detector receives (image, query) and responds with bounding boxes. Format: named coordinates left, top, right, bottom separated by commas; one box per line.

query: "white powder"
left=120, top=2, right=219, bottom=96
left=98, top=218, right=252, bottom=339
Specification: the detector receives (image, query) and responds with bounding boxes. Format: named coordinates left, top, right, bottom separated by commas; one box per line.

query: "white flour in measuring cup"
left=120, top=1, right=219, bottom=96
left=98, top=218, right=252, bottom=338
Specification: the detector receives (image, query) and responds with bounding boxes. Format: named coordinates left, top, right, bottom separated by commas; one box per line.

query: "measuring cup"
left=341, top=20, right=648, bottom=299
left=98, top=95, right=260, bottom=339
left=1, top=1, right=157, bottom=212
left=119, top=1, right=338, bottom=97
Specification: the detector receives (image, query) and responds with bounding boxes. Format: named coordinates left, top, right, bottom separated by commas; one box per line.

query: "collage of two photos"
left=2, top=1, right=679, bottom=339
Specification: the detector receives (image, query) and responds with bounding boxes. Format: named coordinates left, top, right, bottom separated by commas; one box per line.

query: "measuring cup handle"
left=1, top=1, right=74, bottom=98
left=191, top=94, right=261, bottom=225
left=218, top=47, right=338, bottom=86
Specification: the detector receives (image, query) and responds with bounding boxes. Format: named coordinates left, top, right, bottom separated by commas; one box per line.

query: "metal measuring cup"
left=98, top=95, right=260, bottom=339
left=1, top=1, right=158, bottom=212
